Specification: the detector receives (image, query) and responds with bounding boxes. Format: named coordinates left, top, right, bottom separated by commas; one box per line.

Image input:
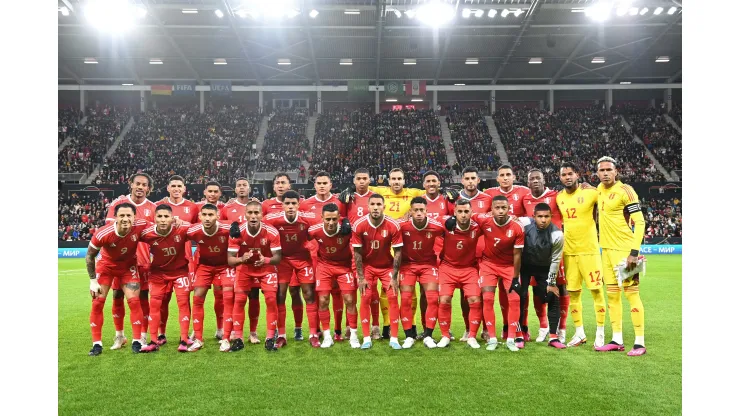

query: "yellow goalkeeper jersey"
left=596, top=181, right=646, bottom=252
left=556, top=187, right=600, bottom=255
left=368, top=186, right=426, bottom=219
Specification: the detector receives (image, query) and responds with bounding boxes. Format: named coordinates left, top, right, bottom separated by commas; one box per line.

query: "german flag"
left=151, top=85, right=172, bottom=96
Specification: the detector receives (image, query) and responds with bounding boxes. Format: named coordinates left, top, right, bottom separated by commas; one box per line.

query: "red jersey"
left=194, top=200, right=225, bottom=220
left=458, top=190, right=493, bottom=215
left=345, top=190, right=373, bottom=224
left=106, top=195, right=157, bottom=268
left=522, top=188, right=562, bottom=229
left=263, top=211, right=317, bottom=261
left=228, top=223, right=282, bottom=276
left=423, top=194, right=454, bottom=220
left=187, top=222, right=232, bottom=266
left=220, top=199, right=250, bottom=223
left=485, top=185, right=529, bottom=217
left=157, top=197, right=199, bottom=223
left=439, top=219, right=482, bottom=268
left=350, top=215, right=403, bottom=269
left=262, top=198, right=284, bottom=216
left=139, top=222, right=191, bottom=276
left=308, top=223, right=353, bottom=267
left=473, top=214, right=525, bottom=266
left=299, top=194, right=345, bottom=215
left=399, top=218, right=446, bottom=265
left=89, top=220, right=149, bottom=273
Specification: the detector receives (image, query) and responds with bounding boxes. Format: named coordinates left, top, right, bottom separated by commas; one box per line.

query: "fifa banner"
left=211, top=80, right=232, bottom=97
left=173, top=82, right=196, bottom=96
left=384, top=80, right=403, bottom=97
left=150, top=85, right=172, bottom=96
left=58, top=245, right=683, bottom=259
left=405, top=80, right=426, bottom=96
left=348, top=80, right=370, bottom=101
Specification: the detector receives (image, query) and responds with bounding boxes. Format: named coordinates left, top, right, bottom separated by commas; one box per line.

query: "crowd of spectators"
left=310, top=108, right=452, bottom=184
left=58, top=106, right=131, bottom=175
left=641, top=196, right=682, bottom=239
left=58, top=108, right=82, bottom=146
left=619, top=105, right=682, bottom=173
left=94, top=105, right=260, bottom=190
left=493, top=106, right=661, bottom=185
left=255, top=108, right=309, bottom=172
left=58, top=190, right=109, bottom=241
left=445, top=108, right=501, bottom=172
left=669, top=104, right=681, bottom=127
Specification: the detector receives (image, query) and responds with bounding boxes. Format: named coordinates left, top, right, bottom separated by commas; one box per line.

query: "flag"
left=384, top=81, right=403, bottom=97
left=151, top=85, right=172, bottom=96
left=211, top=81, right=232, bottom=97
left=173, top=82, right=196, bottom=96
left=348, top=80, right=369, bottom=101
left=405, top=80, right=426, bottom=96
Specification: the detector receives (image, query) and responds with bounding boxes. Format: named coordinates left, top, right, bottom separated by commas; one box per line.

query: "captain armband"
left=625, top=203, right=641, bottom=214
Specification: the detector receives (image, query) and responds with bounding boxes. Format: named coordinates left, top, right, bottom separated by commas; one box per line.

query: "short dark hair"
left=274, top=172, right=291, bottom=182
left=283, top=190, right=300, bottom=201
left=246, top=200, right=261, bottom=209
left=492, top=195, right=509, bottom=203
left=322, top=203, right=339, bottom=214
left=235, top=177, right=249, bottom=184
left=389, top=168, right=404, bottom=177
left=423, top=170, right=441, bottom=182
left=534, top=203, right=551, bottom=213
left=410, top=196, right=426, bottom=205
left=498, top=164, right=513, bottom=172
left=314, top=171, right=331, bottom=181
left=369, top=193, right=385, bottom=203
left=156, top=204, right=173, bottom=213
left=114, top=202, right=136, bottom=215
left=528, top=168, right=543, bottom=177
left=560, top=161, right=578, bottom=173
left=205, top=181, right=221, bottom=189
left=168, top=175, right=185, bottom=184
left=462, top=166, right=478, bottom=175
left=130, top=172, right=153, bottom=188
left=200, top=203, right=219, bottom=213
left=354, top=168, right=370, bottom=177
left=455, top=199, right=471, bottom=207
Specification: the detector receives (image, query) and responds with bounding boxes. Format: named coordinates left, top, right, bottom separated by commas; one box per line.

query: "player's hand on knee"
left=508, top=276, right=522, bottom=295
left=230, top=221, right=241, bottom=238
left=546, top=285, right=560, bottom=297
left=340, top=217, right=352, bottom=235
left=444, top=216, right=456, bottom=232
left=90, top=279, right=102, bottom=298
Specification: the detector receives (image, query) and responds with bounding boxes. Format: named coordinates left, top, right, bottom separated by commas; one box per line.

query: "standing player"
left=351, top=194, right=404, bottom=350
left=139, top=205, right=193, bottom=353
left=308, top=204, right=360, bottom=348
left=226, top=200, right=282, bottom=352
left=221, top=178, right=261, bottom=344
left=398, top=197, right=446, bottom=349
left=557, top=162, right=607, bottom=348
left=436, top=199, right=483, bottom=349
left=187, top=204, right=232, bottom=351
left=264, top=190, right=320, bottom=348
left=262, top=172, right=293, bottom=215
left=105, top=173, right=157, bottom=350
left=594, top=157, right=647, bottom=356
left=156, top=175, right=199, bottom=345
left=300, top=172, right=347, bottom=343
left=86, top=203, right=149, bottom=355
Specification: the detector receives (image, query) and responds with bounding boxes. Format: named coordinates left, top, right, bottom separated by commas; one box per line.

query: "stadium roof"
left=58, top=0, right=683, bottom=86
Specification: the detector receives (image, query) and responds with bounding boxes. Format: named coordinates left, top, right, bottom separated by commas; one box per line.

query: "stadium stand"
left=94, top=105, right=260, bottom=187
left=669, top=104, right=682, bottom=127
left=642, top=196, right=682, bottom=238
left=58, top=108, right=82, bottom=146
left=58, top=190, right=109, bottom=241
left=445, top=108, right=502, bottom=172
left=620, top=105, right=682, bottom=173
left=256, top=108, right=309, bottom=172
left=58, top=106, right=131, bottom=175
left=493, top=107, right=661, bottom=185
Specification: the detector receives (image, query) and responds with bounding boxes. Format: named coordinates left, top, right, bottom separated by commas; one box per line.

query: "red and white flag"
left=405, top=80, right=426, bottom=96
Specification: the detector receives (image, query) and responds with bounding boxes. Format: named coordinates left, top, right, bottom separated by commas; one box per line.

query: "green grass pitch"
left=58, top=255, right=681, bottom=415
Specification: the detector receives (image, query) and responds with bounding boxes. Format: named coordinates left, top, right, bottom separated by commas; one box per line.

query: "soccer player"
left=398, top=197, right=445, bottom=349
left=518, top=204, right=567, bottom=349
left=264, top=190, right=320, bottom=348
left=227, top=201, right=282, bottom=352
left=156, top=175, right=199, bottom=345
left=594, top=156, right=647, bottom=356
left=187, top=204, right=232, bottom=351
left=105, top=173, right=157, bottom=350
left=556, top=162, right=607, bottom=348
left=262, top=172, right=293, bottom=216
left=472, top=195, right=525, bottom=351
left=436, top=199, right=483, bottom=349
left=300, top=172, right=347, bottom=343
left=221, top=178, right=261, bottom=344
left=139, top=205, right=193, bottom=353
left=351, top=194, right=403, bottom=350
left=87, top=203, right=149, bottom=355
left=308, top=204, right=360, bottom=348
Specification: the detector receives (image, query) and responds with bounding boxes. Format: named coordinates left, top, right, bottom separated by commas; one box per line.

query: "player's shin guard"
left=370, top=290, right=380, bottom=326
left=222, top=290, right=234, bottom=341
left=400, top=291, right=414, bottom=331
left=277, top=303, right=287, bottom=336
left=606, top=285, right=623, bottom=334
left=127, top=297, right=144, bottom=341
left=233, top=292, right=248, bottom=340
left=159, top=291, right=172, bottom=335
left=482, top=291, right=496, bottom=338
left=213, top=288, right=224, bottom=330
left=331, top=288, right=343, bottom=332
left=506, top=290, right=521, bottom=339
left=424, top=290, right=439, bottom=332
left=193, top=295, right=206, bottom=341
left=379, top=288, right=390, bottom=327
left=264, top=292, right=278, bottom=339
left=592, top=288, right=607, bottom=327
left=306, top=302, right=319, bottom=336
left=438, top=302, right=452, bottom=338
left=624, top=286, right=645, bottom=338
left=360, top=289, right=373, bottom=337
left=112, top=296, right=125, bottom=332
left=533, top=294, right=548, bottom=329
left=559, top=292, right=569, bottom=330
left=319, top=308, right=331, bottom=331
left=175, top=290, right=191, bottom=342
left=386, top=290, right=400, bottom=338
left=90, top=297, right=106, bottom=343
left=546, top=292, right=560, bottom=335
left=468, top=300, right=482, bottom=338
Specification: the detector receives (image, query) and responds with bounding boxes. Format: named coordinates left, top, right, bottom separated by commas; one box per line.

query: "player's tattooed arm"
left=267, top=249, right=282, bottom=265
left=85, top=246, right=100, bottom=280
left=391, top=249, right=402, bottom=293
left=227, top=251, right=245, bottom=267
left=353, top=247, right=367, bottom=294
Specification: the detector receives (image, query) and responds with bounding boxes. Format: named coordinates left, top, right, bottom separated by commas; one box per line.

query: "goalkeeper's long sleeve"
left=628, top=210, right=646, bottom=253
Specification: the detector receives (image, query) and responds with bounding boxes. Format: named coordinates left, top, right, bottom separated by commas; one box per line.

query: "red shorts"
left=97, top=265, right=139, bottom=289
left=316, top=263, right=356, bottom=294
left=236, top=270, right=278, bottom=293
left=399, top=263, right=439, bottom=286
left=149, top=272, right=191, bottom=294
left=277, top=258, right=314, bottom=286
left=362, top=265, right=395, bottom=294
left=478, top=260, right=514, bottom=288
left=194, top=264, right=229, bottom=288
left=439, top=265, right=480, bottom=298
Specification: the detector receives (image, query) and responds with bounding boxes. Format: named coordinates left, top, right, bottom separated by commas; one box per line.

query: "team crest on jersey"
left=261, top=238, right=267, bottom=246
left=478, top=201, right=483, bottom=208
left=219, top=236, right=225, bottom=243
left=440, top=203, right=444, bottom=209
left=175, top=235, right=181, bottom=242
left=609, top=193, right=616, bottom=200
left=426, top=232, right=431, bottom=239
left=545, top=198, right=551, bottom=204
left=337, top=238, right=343, bottom=245
left=145, top=209, right=150, bottom=216
left=131, top=235, right=137, bottom=242
left=513, top=195, right=519, bottom=201
left=382, top=230, right=387, bottom=237
left=471, top=231, right=476, bottom=239
left=184, top=207, right=190, bottom=214
left=577, top=197, right=584, bottom=204
left=300, top=224, right=305, bottom=231
left=507, top=230, right=513, bottom=238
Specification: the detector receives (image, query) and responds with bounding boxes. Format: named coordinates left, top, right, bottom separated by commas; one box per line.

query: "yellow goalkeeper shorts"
left=601, top=249, right=639, bottom=288
left=564, top=254, right=603, bottom=292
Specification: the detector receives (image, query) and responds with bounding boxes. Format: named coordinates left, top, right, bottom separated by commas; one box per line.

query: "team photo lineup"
left=86, top=157, right=647, bottom=357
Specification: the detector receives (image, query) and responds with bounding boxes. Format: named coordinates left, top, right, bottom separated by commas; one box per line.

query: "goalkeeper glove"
left=338, top=185, right=356, bottom=205
left=442, top=188, right=459, bottom=203
left=340, top=218, right=352, bottom=236
left=230, top=221, right=241, bottom=238
left=508, top=276, right=522, bottom=295
left=444, top=216, right=457, bottom=232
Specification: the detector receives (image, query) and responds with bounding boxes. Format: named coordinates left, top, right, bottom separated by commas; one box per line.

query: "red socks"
left=319, top=308, right=331, bottom=330
left=332, top=288, right=343, bottom=332
left=438, top=302, right=452, bottom=338
left=360, top=289, right=373, bottom=336
left=127, top=296, right=144, bottom=341
left=90, top=297, right=106, bottom=343
left=347, top=311, right=358, bottom=330
left=248, top=293, right=260, bottom=333
left=370, top=290, right=380, bottom=326
left=387, top=290, right=399, bottom=338
left=193, top=295, right=205, bottom=341
left=264, top=292, right=278, bottom=339
left=461, top=296, right=470, bottom=331
left=534, top=295, right=548, bottom=329
left=559, top=294, right=570, bottom=330
left=482, top=291, right=497, bottom=338
left=306, top=302, right=318, bottom=336
left=159, top=291, right=172, bottom=335
left=222, top=290, right=234, bottom=341
left=424, top=290, right=439, bottom=331
left=232, top=292, right=248, bottom=340
left=468, top=299, right=482, bottom=338
left=175, top=288, right=191, bottom=342
left=277, top=303, right=287, bottom=336
left=400, top=291, right=414, bottom=331
left=292, top=303, right=304, bottom=328
left=213, top=288, right=224, bottom=330
left=112, top=297, right=125, bottom=332
left=506, top=290, right=521, bottom=339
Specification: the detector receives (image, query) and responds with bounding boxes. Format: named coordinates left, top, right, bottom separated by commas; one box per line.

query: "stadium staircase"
left=619, top=115, right=677, bottom=182
left=83, top=116, right=135, bottom=184
left=439, top=116, right=458, bottom=167
left=484, top=116, right=510, bottom=165
left=58, top=116, right=87, bottom=154
left=664, top=114, right=682, bottom=134
left=255, top=115, right=269, bottom=155
left=302, top=115, right=317, bottom=182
